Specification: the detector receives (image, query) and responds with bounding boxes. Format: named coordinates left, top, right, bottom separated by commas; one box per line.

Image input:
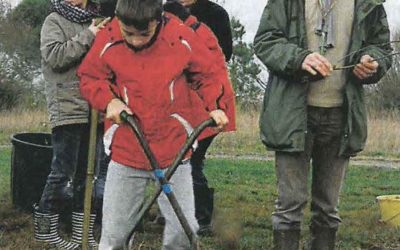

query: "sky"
left=217, top=0, right=400, bottom=43
left=6, top=0, right=400, bottom=43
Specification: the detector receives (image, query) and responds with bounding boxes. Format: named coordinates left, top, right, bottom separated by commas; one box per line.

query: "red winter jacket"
left=182, top=14, right=236, bottom=133
left=78, top=17, right=229, bottom=170
left=164, top=13, right=235, bottom=134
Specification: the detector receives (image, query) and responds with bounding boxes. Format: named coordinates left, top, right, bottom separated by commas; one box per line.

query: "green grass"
left=0, top=148, right=10, bottom=198
left=1, top=151, right=400, bottom=249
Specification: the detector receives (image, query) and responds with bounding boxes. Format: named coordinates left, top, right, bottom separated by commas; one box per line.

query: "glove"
left=163, top=0, right=190, bottom=21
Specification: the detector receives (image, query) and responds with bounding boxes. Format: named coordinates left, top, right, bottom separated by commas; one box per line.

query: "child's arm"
left=40, top=15, right=108, bottom=72
left=183, top=30, right=230, bottom=129
left=77, top=33, right=132, bottom=124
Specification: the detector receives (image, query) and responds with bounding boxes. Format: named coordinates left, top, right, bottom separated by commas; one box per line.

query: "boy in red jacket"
left=78, top=0, right=229, bottom=248
left=163, top=1, right=235, bottom=235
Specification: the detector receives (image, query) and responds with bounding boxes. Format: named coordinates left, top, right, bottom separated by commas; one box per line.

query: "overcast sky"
left=6, top=0, right=400, bottom=43
left=218, top=0, right=400, bottom=43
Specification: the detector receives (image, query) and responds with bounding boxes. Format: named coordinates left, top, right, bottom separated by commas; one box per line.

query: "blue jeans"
left=38, top=123, right=109, bottom=213
left=272, top=106, right=349, bottom=230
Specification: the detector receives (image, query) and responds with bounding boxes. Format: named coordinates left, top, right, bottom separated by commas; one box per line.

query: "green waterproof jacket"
left=254, top=0, right=392, bottom=156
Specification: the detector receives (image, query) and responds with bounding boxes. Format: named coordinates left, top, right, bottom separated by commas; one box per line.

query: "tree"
left=0, top=0, right=48, bottom=110
left=3, top=0, right=49, bottom=67
left=228, top=17, right=265, bottom=110
left=0, top=65, right=23, bottom=110
left=366, top=35, right=400, bottom=111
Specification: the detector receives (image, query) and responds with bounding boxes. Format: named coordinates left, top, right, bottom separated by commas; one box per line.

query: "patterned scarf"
left=51, top=0, right=99, bottom=23
left=316, top=0, right=336, bottom=54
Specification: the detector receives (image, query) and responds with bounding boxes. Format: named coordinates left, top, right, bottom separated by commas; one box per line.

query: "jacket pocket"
left=56, top=81, right=81, bottom=103
left=347, top=96, right=367, bottom=155
left=259, top=76, right=307, bottom=151
left=56, top=80, right=88, bottom=119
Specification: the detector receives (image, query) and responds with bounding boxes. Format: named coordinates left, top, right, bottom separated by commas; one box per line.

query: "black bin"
left=10, top=133, right=52, bottom=212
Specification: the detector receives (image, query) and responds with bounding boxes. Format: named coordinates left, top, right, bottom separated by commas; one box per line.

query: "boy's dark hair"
left=115, top=0, right=163, bottom=30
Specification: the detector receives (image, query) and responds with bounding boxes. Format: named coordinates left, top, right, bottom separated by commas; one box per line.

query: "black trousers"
left=190, top=135, right=216, bottom=226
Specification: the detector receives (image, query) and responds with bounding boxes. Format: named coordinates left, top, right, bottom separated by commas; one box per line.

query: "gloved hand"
left=163, top=0, right=190, bottom=21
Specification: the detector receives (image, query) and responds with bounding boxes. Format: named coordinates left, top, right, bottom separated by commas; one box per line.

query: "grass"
left=0, top=109, right=49, bottom=144
left=0, top=148, right=10, bottom=196
left=0, top=108, right=399, bottom=158
left=364, top=110, right=400, bottom=158
left=209, top=108, right=400, bottom=159
left=1, top=150, right=400, bottom=249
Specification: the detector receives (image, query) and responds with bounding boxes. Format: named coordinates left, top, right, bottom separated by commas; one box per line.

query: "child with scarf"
left=33, top=0, right=110, bottom=249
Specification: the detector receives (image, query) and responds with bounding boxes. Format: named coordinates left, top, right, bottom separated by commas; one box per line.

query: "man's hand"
left=209, top=109, right=229, bottom=131
left=302, top=52, right=333, bottom=77
left=106, top=98, right=133, bottom=124
left=353, top=55, right=379, bottom=80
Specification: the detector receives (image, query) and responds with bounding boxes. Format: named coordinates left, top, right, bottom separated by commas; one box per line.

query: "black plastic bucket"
left=10, top=133, right=52, bottom=212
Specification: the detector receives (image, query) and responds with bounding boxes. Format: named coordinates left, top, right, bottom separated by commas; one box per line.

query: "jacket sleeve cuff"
left=74, top=28, right=95, bottom=48
left=205, top=101, right=219, bottom=112
left=294, top=50, right=313, bottom=72
left=97, top=90, right=115, bottom=112
left=204, top=88, right=223, bottom=112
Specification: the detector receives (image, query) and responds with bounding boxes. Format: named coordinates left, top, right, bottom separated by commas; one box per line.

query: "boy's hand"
left=89, top=17, right=111, bottom=35
left=302, top=52, right=333, bottom=77
left=106, top=98, right=133, bottom=124
left=353, top=55, right=379, bottom=80
left=209, top=109, right=229, bottom=131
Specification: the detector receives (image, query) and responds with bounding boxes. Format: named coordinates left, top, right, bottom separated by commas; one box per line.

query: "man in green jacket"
left=254, top=0, right=392, bottom=249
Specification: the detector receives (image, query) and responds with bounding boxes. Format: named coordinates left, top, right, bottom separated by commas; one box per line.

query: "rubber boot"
left=194, top=186, right=214, bottom=236
left=33, top=207, right=79, bottom=250
left=310, top=225, right=337, bottom=250
left=273, top=229, right=300, bottom=250
left=71, top=212, right=98, bottom=249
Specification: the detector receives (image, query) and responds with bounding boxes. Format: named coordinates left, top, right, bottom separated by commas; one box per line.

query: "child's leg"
left=72, top=124, right=90, bottom=212
left=191, top=136, right=216, bottom=232
left=99, top=161, right=151, bottom=250
left=158, top=161, right=199, bottom=250
left=38, top=124, right=87, bottom=213
left=93, top=123, right=110, bottom=214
